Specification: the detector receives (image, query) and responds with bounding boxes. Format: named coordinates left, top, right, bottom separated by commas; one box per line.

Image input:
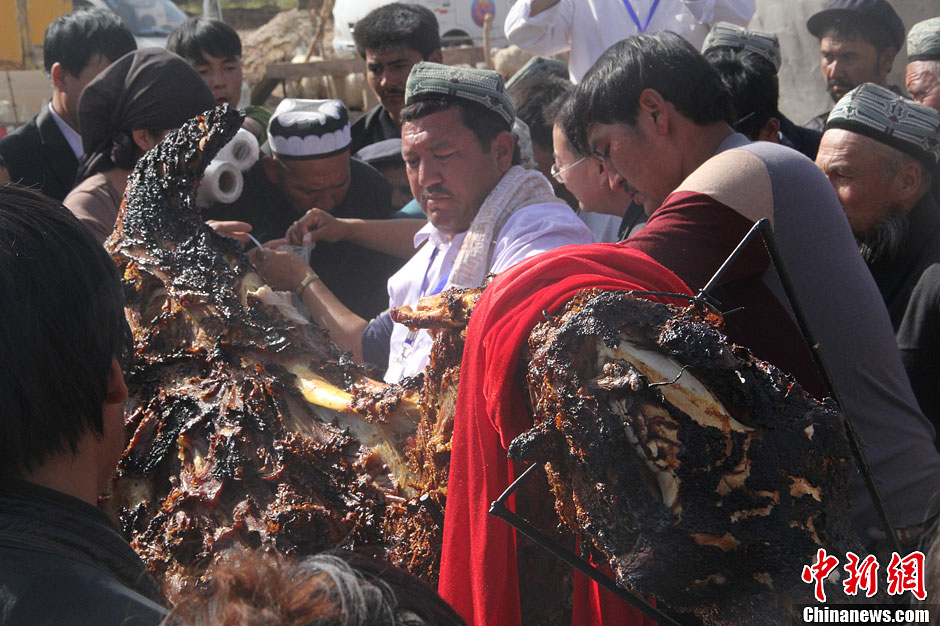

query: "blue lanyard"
left=621, top=0, right=660, bottom=33
left=403, top=247, right=453, bottom=350
left=417, top=247, right=452, bottom=299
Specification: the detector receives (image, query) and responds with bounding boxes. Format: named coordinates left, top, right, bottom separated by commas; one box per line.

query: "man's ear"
left=895, top=159, right=924, bottom=205
left=878, top=47, right=897, bottom=80
left=50, top=62, right=68, bottom=91
left=427, top=49, right=443, bottom=64
left=637, top=88, right=668, bottom=135
left=103, top=357, right=128, bottom=406
left=262, top=155, right=281, bottom=183
left=757, top=117, right=781, bottom=143
left=131, top=129, right=158, bottom=153
left=493, top=130, right=515, bottom=173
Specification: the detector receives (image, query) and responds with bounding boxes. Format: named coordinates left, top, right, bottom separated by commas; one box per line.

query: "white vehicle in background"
left=332, top=0, right=512, bottom=56
left=76, top=0, right=188, bottom=47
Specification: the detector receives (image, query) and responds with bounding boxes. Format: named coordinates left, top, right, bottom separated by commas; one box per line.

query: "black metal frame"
left=488, top=217, right=902, bottom=621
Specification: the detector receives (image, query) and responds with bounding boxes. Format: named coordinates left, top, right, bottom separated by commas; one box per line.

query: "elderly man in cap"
left=804, top=0, right=905, bottom=131
left=816, top=83, right=940, bottom=438
left=255, top=63, right=594, bottom=382
left=565, top=32, right=940, bottom=555
left=906, top=17, right=940, bottom=113
left=703, top=21, right=823, bottom=159
left=203, top=98, right=402, bottom=320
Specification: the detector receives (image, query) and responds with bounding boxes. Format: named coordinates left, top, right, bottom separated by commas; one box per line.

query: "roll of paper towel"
left=216, top=128, right=259, bottom=172
left=197, top=160, right=243, bottom=207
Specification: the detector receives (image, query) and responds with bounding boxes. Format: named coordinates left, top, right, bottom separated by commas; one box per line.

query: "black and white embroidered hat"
left=268, top=98, right=351, bottom=159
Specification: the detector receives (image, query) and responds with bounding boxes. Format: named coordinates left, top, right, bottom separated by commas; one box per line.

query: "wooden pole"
left=482, top=12, right=493, bottom=69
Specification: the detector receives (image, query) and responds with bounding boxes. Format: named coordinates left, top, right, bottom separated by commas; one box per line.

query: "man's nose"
left=209, top=69, right=225, bottom=87
left=416, top=159, right=443, bottom=187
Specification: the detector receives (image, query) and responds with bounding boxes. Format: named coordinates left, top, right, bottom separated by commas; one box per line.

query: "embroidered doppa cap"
left=826, top=83, right=940, bottom=169
left=908, top=17, right=940, bottom=62
left=806, top=0, right=905, bottom=51
left=504, top=56, right=568, bottom=90
left=702, top=22, right=782, bottom=72
left=404, top=62, right=514, bottom=128
left=268, top=98, right=351, bottom=159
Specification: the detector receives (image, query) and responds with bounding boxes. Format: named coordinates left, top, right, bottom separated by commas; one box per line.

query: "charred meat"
left=514, top=289, right=863, bottom=624
left=103, top=106, right=419, bottom=600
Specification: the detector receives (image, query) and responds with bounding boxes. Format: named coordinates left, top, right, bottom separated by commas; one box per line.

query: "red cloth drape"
left=437, top=243, right=693, bottom=626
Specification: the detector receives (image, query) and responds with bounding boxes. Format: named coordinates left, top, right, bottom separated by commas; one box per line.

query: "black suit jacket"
left=0, top=106, right=79, bottom=201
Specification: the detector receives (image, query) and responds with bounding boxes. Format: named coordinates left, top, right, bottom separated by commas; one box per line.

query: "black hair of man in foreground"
left=0, top=186, right=168, bottom=626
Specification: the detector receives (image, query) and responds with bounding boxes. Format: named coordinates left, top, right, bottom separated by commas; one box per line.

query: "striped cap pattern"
left=405, top=62, right=514, bottom=128
left=703, top=21, right=782, bottom=72
left=827, top=83, right=940, bottom=168
left=908, top=17, right=940, bottom=62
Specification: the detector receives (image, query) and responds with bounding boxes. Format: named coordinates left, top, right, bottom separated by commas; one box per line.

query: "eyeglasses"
left=550, top=156, right=587, bottom=183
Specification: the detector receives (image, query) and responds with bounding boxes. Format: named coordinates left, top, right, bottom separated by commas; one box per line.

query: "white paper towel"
left=216, top=128, right=259, bottom=172
left=197, top=160, right=244, bottom=208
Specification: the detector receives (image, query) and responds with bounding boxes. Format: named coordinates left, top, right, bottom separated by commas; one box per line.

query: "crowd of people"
left=2, top=0, right=940, bottom=624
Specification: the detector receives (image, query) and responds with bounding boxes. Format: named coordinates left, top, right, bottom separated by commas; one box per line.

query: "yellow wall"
left=0, top=0, right=73, bottom=69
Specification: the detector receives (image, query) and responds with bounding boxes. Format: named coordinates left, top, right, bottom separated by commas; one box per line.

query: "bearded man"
left=816, top=82, right=940, bottom=441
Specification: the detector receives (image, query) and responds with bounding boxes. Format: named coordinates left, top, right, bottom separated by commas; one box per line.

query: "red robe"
left=437, top=243, right=693, bottom=626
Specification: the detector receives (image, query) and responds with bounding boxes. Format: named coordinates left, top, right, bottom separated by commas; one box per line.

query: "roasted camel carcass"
left=102, top=105, right=420, bottom=599
left=368, top=286, right=481, bottom=584
left=386, top=286, right=577, bottom=625
left=513, top=288, right=864, bottom=624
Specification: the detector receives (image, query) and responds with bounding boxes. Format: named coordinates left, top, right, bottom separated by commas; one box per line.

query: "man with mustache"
left=803, top=0, right=904, bottom=131
left=816, top=83, right=940, bottom=442
left=255, top=63, right=594, bottom=382
left=349, top=3, right=443, bottom=155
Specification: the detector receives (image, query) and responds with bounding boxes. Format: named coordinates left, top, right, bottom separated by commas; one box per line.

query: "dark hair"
left=557, top=93, right=585, bottom=156
left=353, top=3, right=441, bottom=59
left=568, top=33, right=733, bottom=154
left=819, top=13, right=897, bottom=53
left=164, top=550, right=466, bottom=626
left=43, top=8, right=136, bottom=75
left=508, top=74, right=572, bottom=152
left=166, top=17, right=243, bottom=66
left=706, top=50, right=779, bottom=141
left=399, top=97, right=511, bottom=151
left=0, top=186, right=132, bottom=479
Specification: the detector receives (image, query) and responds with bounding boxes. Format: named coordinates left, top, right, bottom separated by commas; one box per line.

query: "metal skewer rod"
left=489, top=464, right=685, bottom=626
left=695, top=218, right=901, bottom=554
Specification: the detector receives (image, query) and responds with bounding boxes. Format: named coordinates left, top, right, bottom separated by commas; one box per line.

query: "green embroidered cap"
left=908, top=17, right=940, bottom=62
left=702, top=21, right=782, bottom=72
left=504, top=56, right=569, bottom=90
left=827, top=83, right=940, bottom=169
left=404, top=62, right=514, bottom=128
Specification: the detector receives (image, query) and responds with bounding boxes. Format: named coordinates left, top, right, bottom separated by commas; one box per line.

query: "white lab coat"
left=505, top=0, right=755, bottom=82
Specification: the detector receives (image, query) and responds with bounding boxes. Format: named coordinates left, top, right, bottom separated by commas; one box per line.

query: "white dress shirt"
left=384, top=200, right=595, bottom=383
left=504, top=0, right=755, bottom=82
left=48, top=103, right=84, bottom=160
